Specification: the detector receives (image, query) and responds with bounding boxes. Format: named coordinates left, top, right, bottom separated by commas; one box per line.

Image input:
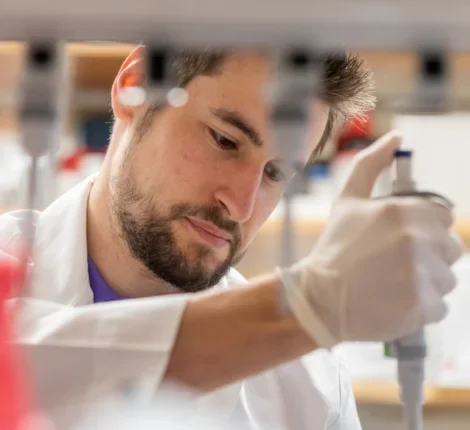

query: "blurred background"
left=1, top=42, right=470, bottom=429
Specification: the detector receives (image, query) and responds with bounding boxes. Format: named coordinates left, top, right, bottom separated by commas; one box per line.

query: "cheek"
left=175, top=139, right=210, bottom=176
left=168, top=137, right=218, bottom=197
left=242, top=188, right=282, bottom=247
left=134, top=117, right=212, bottom=196
left=161, top=115, right=225, bottom=189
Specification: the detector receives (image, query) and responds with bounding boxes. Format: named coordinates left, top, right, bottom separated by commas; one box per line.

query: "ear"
left=111, top=45, right=147, bottom=123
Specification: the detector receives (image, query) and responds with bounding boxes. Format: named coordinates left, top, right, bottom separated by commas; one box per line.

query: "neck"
left=87, top=169, right=181, bottom=298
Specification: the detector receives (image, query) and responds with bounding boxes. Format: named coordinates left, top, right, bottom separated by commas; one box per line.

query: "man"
left=0, top=46, right=462, bottom=429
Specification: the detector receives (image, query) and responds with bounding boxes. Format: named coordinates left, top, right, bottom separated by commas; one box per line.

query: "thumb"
left=339, top=130, right=402, bottom=199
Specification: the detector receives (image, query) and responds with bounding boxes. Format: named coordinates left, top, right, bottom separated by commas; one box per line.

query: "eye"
left=264, top=163, right=285, bottom=183
left=210, top=129, right=238, bottom=150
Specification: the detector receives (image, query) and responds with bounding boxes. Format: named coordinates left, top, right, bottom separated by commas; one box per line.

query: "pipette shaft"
left=391, top=149, right=425, bottom=430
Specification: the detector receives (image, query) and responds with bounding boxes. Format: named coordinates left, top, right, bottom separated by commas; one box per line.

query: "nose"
left=214, top=165, right=264, bottom=223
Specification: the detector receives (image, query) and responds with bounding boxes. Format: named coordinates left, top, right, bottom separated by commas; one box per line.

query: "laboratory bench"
left=353, top=381, right=470, bottom=408
left=354, top=382, right=470, bottom=430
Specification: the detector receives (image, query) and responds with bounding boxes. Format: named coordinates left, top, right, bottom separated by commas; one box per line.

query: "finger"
left=340, top=130, right=402, bottom=199
left=411, top=196, right=454, bottom=229
left=423, top=299, right=448, bottom=324
left=437, top=269, right=457, bottom=296
left=418, top=229, right=464, bottom=267
left=413, top=271, right=450, bottom=325
left=445, top=231, right=465, bottom=265
left=411, top=259, right=455, bottom=326
left=408, top=235, right=460, bottom=290
left=432, top=266, right=457, bottom=296
left=416, top=198, right=454, bottom=229
left=382, top=197, right=454, bottom=234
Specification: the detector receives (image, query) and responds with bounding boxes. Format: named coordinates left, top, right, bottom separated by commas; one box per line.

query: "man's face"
left=110, top=52, right=329, bottom=293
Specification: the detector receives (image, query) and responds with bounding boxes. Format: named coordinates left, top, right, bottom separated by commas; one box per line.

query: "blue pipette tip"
left=395, top=149, right=412, bottom=158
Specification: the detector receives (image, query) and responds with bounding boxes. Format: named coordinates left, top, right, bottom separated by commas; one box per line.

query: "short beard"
left=110, top=125, right=242, bottom=293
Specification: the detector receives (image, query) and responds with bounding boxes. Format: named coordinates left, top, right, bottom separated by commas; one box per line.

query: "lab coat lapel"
left=28, top=176, right=95, bottom=305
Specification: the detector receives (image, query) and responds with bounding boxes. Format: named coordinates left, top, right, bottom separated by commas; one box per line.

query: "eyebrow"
left=210, top=108, right=263, bottom=147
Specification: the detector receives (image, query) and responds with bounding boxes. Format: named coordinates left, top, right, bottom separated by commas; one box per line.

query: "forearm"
left=164, top=272, right=317, bottom=392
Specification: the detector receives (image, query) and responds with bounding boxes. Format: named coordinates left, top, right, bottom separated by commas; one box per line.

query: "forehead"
left=184, top=52, right=330, bottom=161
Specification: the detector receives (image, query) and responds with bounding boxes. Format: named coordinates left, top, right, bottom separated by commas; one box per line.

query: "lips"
left=186, top=217, right=232, bottom=242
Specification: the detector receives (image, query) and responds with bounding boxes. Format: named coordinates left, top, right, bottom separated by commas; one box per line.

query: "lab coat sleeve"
left=8, top=295, right=188, bottom=412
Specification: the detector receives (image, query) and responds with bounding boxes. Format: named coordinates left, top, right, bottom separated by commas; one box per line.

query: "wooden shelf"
left=0, top=41, right=135, bottom=91
left=0, top=41, right=135, bottom=57
left=0, top=42, right=132, bottom=84
left=353, top=382, right=470, bottom=408
left=0, top=41, right=469, bottom=130
left=0, top=42, right=469, bottom=94
left=0, top=41, right=469, bottom=125
left=0, top=42, right=136, bottom=128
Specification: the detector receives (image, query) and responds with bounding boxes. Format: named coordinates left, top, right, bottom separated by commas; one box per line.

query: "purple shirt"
left=88, top=256, right=127, bottom=303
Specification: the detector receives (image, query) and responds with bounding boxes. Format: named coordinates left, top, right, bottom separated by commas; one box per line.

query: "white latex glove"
left=278, top=131, right=464, bottom=349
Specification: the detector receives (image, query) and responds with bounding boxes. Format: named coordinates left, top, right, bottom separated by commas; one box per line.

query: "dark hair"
left=172, top=49, right=376, bottom=160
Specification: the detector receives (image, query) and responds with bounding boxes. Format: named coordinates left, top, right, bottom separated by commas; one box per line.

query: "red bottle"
left=0, top=256, right=35, bottom=429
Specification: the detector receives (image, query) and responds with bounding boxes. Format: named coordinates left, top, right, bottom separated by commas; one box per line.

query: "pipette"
left=384, top=149, right=426, bottom=430
left=386, top=149, right=453, bottom=430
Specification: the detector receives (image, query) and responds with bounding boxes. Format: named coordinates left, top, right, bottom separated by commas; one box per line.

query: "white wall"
left=392, top=113, right=470, bottom=217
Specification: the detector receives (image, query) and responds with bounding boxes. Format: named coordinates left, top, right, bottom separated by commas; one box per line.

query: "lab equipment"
left=0, top=256, right=22, bottom=429
left=118, top=45, right=187, bottom=109
left=0, top=253, right=39, bottom=430
left=387, top=150, right=427, bottom=430
left=18, top=41, right=69, bottom=289
left=19, top=42, right=68, bottom=207
left=385, top=150, right=454, bottom=430
left=144, top=46, right=184, bottom=107
left=270, top=49, right=324, bottom=266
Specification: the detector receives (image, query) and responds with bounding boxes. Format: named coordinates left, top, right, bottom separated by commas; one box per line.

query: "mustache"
left=169, top=203, right=241, bottom=241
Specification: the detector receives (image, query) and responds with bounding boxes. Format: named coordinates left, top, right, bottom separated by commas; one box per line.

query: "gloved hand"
left=278, top=131, right=464, bottom=349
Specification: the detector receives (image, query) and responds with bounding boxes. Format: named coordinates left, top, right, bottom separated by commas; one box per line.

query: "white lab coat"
left=0, top=176, right=362, bottom=429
